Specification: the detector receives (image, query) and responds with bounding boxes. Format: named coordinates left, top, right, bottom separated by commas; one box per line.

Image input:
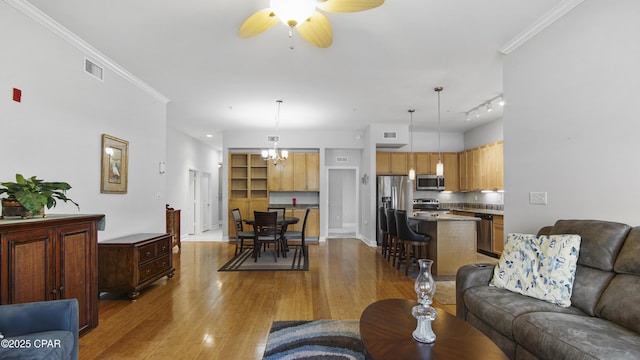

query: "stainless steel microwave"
left=416, top=174, right=445, bottom=191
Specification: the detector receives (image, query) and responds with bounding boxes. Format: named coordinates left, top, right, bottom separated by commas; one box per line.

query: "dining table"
left=243, top=216, right=299, bottom=257
left=243, top=216, right=299, bottom=227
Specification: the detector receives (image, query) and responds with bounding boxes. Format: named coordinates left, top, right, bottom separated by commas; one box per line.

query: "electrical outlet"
left=529, top=192, right=547, bottom=205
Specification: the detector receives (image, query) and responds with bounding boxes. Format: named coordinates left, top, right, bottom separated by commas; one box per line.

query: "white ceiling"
left=26, top=0, right=567, bottom=149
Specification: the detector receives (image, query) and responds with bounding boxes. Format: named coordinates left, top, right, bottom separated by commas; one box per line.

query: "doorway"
left=188, top=170, right=197, bottom=235
left=328, top=167, right=359, bottom=238
left=187, top=169, right=213, bottom=235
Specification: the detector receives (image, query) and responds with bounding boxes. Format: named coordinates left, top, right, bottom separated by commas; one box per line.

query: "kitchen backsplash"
left=270, top=191, right=320, bottom=206
left=440, top=203, right=504, bottom=211
left=414, top=190, right=504, bottom=210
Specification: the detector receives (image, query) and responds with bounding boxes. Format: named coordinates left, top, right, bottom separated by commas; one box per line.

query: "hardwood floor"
left=80, top=238, right=456, bottom=359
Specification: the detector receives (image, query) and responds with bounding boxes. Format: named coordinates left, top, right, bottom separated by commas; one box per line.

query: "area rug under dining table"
left=218, top=246, right=308, bottom=271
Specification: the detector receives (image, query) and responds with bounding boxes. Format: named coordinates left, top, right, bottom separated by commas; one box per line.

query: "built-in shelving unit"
left=250, top=154, right=268, bottom=199
left=230, top=154, right=249, bottom=199
left=228, top=153, right=269, bottom=237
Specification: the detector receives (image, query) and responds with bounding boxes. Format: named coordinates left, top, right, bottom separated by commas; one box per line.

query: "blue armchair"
left=0, top=299, right=79, bottom=360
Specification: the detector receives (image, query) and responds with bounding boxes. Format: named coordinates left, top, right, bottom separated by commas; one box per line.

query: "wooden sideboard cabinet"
left=98, top=233, right=175, bottom=300
left=0, top=214, right=104, bottom=336
left=166, top=205, right=181, bottom=249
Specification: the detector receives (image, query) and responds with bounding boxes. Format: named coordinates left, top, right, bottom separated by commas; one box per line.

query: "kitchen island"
left=409, top=213, right=479, bottom=276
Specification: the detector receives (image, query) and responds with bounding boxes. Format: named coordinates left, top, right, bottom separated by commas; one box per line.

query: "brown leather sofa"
left=456, top=219, right=640, bottom=359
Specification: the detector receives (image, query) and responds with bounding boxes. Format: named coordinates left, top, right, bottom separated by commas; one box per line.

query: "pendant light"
left=408, top=109, right=416, bottom=181
left=261, top=100, right=289, bottom=165
left=435, top=87, right=444, bottom=177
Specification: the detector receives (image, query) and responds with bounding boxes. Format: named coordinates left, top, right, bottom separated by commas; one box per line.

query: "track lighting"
left=464, top=94, right=504, bottom=121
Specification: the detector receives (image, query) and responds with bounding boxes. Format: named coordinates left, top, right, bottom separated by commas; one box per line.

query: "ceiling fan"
left=238, top=0, right=384, bottom=48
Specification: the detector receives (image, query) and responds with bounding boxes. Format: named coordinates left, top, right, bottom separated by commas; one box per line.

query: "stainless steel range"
left=412, top=198, right=448, bottom=212
left=413, top=198, right=439, bottom=210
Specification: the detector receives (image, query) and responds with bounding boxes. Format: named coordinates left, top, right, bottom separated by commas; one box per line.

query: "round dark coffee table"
left=359, top=298, right=508, bottom=359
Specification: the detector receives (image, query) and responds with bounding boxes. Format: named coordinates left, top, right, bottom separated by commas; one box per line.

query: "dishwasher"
left=475, top=213, right=495, bottom=257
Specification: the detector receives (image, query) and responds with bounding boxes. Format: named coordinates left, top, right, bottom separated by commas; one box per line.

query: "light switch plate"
left=529, top=192, right=547, bottom=205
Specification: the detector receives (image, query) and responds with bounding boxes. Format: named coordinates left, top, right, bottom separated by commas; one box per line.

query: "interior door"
left=188, top=170, right=197, bottom=235
left=201, top=172, right=211, bottom=232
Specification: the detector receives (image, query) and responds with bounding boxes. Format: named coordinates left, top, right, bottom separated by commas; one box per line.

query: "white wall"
left=376, top=130, right=464, bottom=153
left=504, top=0, right=640, bottom=234
left=1, top=3, right=168, bottom=240
left=361, top=125, right=376, bottom=244
left=464, top=118, right=503, bottom=150
left=166, top=127, right=221, bottom=237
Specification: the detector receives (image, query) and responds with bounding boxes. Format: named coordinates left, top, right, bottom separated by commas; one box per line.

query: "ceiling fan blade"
left=238, top=9, right=279, bottom=38
left=296, top=12, right=333, bottom=48
left=316, top=0, right=384, bottom=13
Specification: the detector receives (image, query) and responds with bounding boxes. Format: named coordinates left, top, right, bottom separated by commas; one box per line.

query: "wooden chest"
left=98, top=233, right=175, bottom=300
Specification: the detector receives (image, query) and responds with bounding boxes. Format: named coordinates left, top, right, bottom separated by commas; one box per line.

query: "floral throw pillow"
left=490, top=233, right=581, bottom=307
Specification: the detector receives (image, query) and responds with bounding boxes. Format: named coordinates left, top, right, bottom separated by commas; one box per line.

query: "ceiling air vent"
left=336, top=157, right=348, bottom=163
left=84, top=58, right=103, bottom=81
left=267, top=135, right=279, bottom=142
left=383, top=131, right=397, bottom=139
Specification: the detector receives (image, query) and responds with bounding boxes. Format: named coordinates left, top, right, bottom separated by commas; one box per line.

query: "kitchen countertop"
left=269, top=204, right=319, bottom=210
left=447, top=207, right=504, bottom=216
left=410, top=213, right=481, bottom=221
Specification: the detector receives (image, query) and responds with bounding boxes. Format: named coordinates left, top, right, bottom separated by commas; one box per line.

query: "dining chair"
left=395, top=210, right=431, bottom=275
left=230, top=208, right=256, bottom=256
left=267, top=206, right=287, bottom=251
left=267, top=207, right=286, bottom=223
left=253, top=211, right=280, bottom=262
left=283, top=207, right=311, bottom=257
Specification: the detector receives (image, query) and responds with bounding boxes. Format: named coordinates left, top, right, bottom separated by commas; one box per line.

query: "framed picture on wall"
left=101, top=134, right=129, bottom=194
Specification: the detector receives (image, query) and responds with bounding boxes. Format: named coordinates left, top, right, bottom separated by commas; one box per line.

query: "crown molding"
left=499, top=0, right=585, bottom=55
left=4, top=0, right=170, bottom=104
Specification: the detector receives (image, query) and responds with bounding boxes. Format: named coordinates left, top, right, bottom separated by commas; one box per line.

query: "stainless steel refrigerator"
left=376, top=175, right=413, bottom=245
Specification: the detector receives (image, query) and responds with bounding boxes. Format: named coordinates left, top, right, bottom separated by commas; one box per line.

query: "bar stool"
left=385, top=208, right=400, bottom=266
left=379, top=207, right=389, bottom=258
left=395, top=210, right=431, bottom=275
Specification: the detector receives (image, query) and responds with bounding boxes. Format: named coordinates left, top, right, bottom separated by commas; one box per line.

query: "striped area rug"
left=218, top=246, right=308, bottom=271
left=263, top=320, right=364, bottom=360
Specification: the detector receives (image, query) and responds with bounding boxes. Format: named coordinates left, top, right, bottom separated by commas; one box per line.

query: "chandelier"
left=262, top=100, right=289, bottom=165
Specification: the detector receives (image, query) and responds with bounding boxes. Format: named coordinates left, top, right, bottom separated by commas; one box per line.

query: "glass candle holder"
left=412, top=259, right=438, bottom=343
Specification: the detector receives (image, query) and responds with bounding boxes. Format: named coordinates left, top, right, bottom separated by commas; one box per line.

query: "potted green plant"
left=0, top=174, right=80, bottom=219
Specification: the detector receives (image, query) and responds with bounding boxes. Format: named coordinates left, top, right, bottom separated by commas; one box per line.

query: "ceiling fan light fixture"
left=270, top=0, right=316, bottom=27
